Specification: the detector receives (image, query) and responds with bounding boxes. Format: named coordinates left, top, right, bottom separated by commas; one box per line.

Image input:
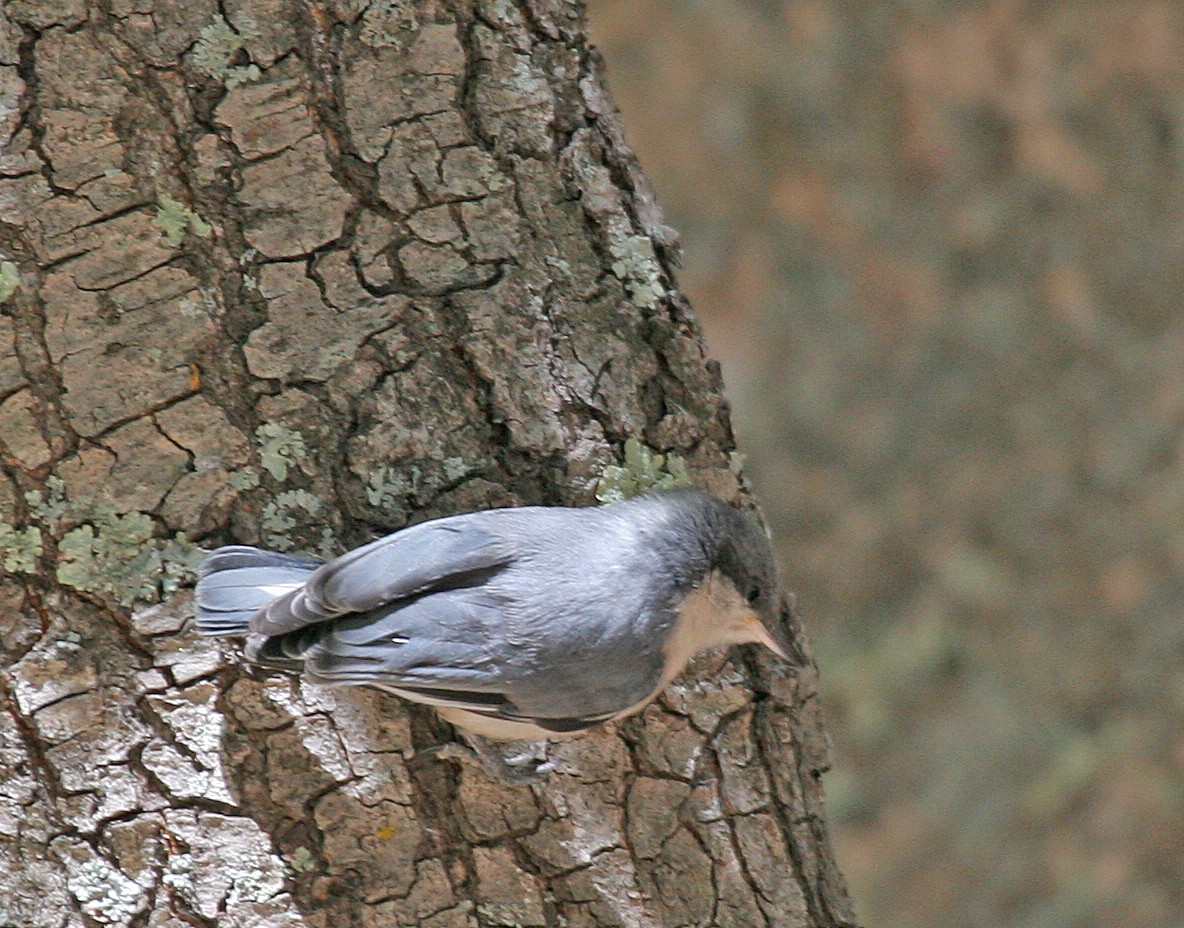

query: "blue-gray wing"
left=249, top=585, right=519, bottom=716
left=250, top=515, right=514, bottom=638
left=273, top=582, right=664, bottom=733
left=305, top=588, right=505, bottom=686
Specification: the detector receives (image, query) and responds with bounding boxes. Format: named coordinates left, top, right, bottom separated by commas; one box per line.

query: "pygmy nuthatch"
left=195, top=488, right=797, bottom=778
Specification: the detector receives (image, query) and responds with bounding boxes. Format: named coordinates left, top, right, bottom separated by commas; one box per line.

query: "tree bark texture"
left=0, top=2, right=856, bottom=926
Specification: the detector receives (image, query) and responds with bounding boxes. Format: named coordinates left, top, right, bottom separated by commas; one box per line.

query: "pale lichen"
left=261, top=489, right=322, bottom=549
left=289, top=846, right=316, bottom=874
left=364, top=459, right=472, bottom=512
left=0, top=523, right=42, bottom=572
left=315, top=526, right=339, bottom=560
left=608, top=235, right=665, bottom=309
left=55, top=507, right=205, bottom=606
left=15, top=476, right=203, bottom=603
left=224, top=64, right=262, bottom=90
left=189, top=16, right=261, bottom=87
left=365, top=466, right=410, bottom=510
left=25, top=475, right=70, bottom=528
left=256, top=424, right=308, bottom=482
left=154, top=196, right=213, bottom=246
left=230, top=466, right=262, bottom=490
left=441, top=456, right=469, bottom=482
left=595, top=437, right=692, bottom=503
left=0, top=260, right=19, bottom=303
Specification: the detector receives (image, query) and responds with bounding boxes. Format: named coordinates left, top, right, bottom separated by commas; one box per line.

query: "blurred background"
left=589, top=2, right=1184, bottom=926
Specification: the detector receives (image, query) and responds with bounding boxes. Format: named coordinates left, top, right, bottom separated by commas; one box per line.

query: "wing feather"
left=308, top=520, right=511, bottom=613
left=300, top=589, right=509, bottom=697
left=247, top=516, right=514, bottom=638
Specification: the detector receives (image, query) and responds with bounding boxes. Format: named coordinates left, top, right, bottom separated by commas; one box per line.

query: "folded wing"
left=250, top=517, right=513, bottom=638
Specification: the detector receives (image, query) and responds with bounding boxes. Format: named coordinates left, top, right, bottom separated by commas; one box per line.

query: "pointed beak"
left=749, top=597, right=808, bottom=666
left=753, top=623, right=793, bottom=661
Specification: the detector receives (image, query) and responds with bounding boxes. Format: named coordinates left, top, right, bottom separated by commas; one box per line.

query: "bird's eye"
left=746, top=585, right=761, bottom=605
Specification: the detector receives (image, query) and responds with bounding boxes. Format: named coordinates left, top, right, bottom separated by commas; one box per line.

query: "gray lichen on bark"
left=0, top=1, right=856, bottom=926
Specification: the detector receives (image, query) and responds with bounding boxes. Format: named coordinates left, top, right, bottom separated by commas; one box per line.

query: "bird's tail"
left=195, top=545, right=323, bottom=636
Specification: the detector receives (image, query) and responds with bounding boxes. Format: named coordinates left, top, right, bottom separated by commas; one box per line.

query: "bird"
left=194, top=487, right=797, bottom=780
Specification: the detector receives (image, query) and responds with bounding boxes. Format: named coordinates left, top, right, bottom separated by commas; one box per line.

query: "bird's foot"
left=429, top=735, right=554, bottom=785
left=500, top=741, right=556, bottom=779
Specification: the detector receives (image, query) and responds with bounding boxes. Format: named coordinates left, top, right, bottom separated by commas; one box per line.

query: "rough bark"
left=0, top=2, right=856, bottom=926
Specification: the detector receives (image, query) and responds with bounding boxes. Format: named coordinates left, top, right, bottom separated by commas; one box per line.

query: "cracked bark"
left=0, top=1, right=857, bottom=926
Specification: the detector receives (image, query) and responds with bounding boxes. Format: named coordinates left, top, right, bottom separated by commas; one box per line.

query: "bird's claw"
left=426, top=735, right=554, bottom=785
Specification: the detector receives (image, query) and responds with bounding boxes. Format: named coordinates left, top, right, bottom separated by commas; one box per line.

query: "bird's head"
left=709, top=503, right=797, bottom=662
left=654, top=488, right=800, bottom=664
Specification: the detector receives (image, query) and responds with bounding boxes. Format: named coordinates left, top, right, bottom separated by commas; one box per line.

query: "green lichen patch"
left=224, top=64, right=261, bottom=90
left=0, top=260, right=20, bottom=303
left=260, top=489, right=322, bottom=549
left=314, top=526, right=339, bottom=560
left=289, top=846, right=316, bottom=874
left=153, top=197, right=213, bottom=246
left=230, top=466, right=262, bottom=491
left=595, top=437, right=693, bottom=504
left=189, top=17, right=261, bottom=87
left=0, top=523, right=42, bottom=573
left=256, top=423, right=308, bottom=481
left=608, top=235, right=665, bottom=309
left=24, top=475, right=70, bottom=528
left=55, top=508, right=205, bottom=607
left=362, top=460, right=472, bottom=513
left=12, top=476, right=203, bottom=601
left=365, top=466, right=407, bottom=510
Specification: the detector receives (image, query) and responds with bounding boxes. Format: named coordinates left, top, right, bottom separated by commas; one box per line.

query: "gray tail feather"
left=195, top=545, right=323, bottom=636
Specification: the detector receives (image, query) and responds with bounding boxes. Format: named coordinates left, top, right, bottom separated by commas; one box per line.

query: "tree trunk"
left=0, top=1, right=856, bottom=926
